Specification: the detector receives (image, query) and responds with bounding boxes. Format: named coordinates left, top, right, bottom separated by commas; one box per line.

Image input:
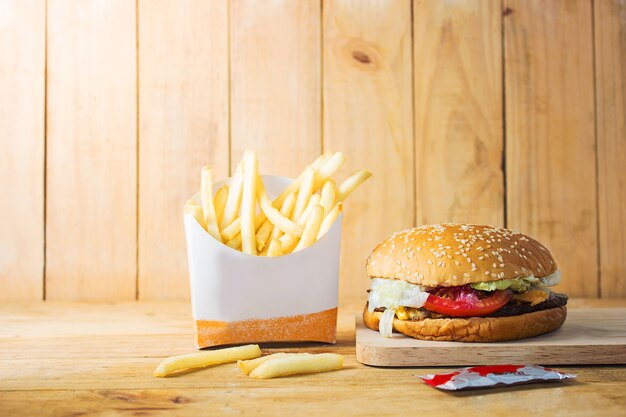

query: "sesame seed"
left=485, top=271, right=490, bottom=275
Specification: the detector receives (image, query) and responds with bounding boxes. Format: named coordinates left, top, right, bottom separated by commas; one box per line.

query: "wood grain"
left=0, top=0, right=45, bottom=301
left=413, top=0, right=503, bottom=226
left=46, top=0, right=137, bottom=300
left=595, top=0, right=626, bottom=298
left=504, top=0, right=597, bottom=297
left=138, top=0, right=229, bottom=300
left=230, top=0, right=321, bottom=177
left=1, top=301, right=626, bottom=417
left=323, top=0, right=414, bottom=301
left=356, top=308, right=626, bottom=366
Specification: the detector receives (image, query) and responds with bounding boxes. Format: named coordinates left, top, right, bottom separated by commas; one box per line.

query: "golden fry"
left=184, top=200, right=206, bottom=230
left=154, top=344, right=262, bottom=377
left=257, top=178, right=303, bottom=237
left=221, top=218, right=241, bottom=242
left=279, top=194, right=320, bottom=253
left=313, top=152, right=346, bottom=191
left=294, top=205, right=324, bottom=252
left=337, top=169, right=372, bottom=202
left=238, top=353, right=299, bottom=375
left=267, top=153, right=331, bottom=210
left=220, top=162, right=243, bottom=231
left=293, top=167, right=315, bottom=220
left=317, top=202, right=342, bottom=240
left=319, top=180, right=336, bottom=217
left=257, top=191, right=296, bottom=251
left=225, top=234, right=242, bottom=250
left=201, top=166, right=222, bottom=242
left=241, top=151, right=258, bottom=255
left=266, top=238, right=283, bottom=257
left=270, top=192, right=296, bottom=241
left=213, top=184, right=229, bottom=227
left=248, top=353, right=343, bottom=379
left=255, top=220, right=273, bottom=252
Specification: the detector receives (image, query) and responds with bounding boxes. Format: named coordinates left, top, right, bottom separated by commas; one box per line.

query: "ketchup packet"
left=420, top=365, right=576, bottom=391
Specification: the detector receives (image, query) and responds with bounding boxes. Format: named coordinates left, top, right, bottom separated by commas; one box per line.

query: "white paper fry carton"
left=184, top=175, right=342, bottom=348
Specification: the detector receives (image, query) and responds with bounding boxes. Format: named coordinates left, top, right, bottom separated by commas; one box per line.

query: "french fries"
left=189, top=151, right=371, bottom=256
left=184, top=200, right=206, bottom=230
left=240, top=151, right=258, bottom=255
left=237, top=353, right=300, bottom=375
left=220, top=162, right=243, bottom=231
left=221, top=217, right=241, bottom=242
left=248, top=353, right=344, bottom=379
left=270, top=192, right=296, bottom=241
left=200, top=166, right=222, bottom=242
left=266, top=238, right=282, bottom=257
left=280, top=194, right=321, bottom=253
left=293, top=205, right=324, bottom=252
left=319, top=180, right=336, bottom=217
left=293, top=167, right=315, bottom=220
left=317, top=202, right=343, bottom=240
left=257, top=179, right=302, bottom=237
left=154, top=344, right=262, bottom=377
left=213, top=185, right=229, bottom=226
left=226, top=234, right=242, bottom=250
left=313, top=152, right=346, bottom=190
left=338, top=169, right=372, bottom=202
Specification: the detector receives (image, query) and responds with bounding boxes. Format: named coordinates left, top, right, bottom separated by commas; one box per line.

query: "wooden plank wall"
left=0, top=0, right=45, bottom=300
left=0, top=0, right=624, bottom=302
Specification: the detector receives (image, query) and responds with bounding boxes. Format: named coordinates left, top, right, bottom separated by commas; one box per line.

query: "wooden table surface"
left=2, top=299, right=626, bottom=417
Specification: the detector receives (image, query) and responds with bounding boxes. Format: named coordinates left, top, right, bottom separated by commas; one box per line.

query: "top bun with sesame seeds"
left=366, top=224, right=557, bottom=287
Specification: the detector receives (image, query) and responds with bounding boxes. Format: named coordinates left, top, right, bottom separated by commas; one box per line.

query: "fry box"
left=184, top=175, right=342, bottom=348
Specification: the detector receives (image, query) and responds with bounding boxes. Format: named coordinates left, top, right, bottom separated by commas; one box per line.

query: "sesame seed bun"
left=366, top=224, right=557, bottom=287
left=363, top=305, right=567, bottom=342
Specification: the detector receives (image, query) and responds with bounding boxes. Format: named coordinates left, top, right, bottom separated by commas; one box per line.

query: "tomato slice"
left=423, top=289, right=513, bottom=317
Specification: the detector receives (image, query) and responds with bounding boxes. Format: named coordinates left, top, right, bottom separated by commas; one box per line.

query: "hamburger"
left=363, top=224, right=567, bottom=342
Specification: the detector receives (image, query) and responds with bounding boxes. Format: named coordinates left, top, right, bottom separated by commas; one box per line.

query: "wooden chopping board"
left=356, top=308, right=626, bottom=366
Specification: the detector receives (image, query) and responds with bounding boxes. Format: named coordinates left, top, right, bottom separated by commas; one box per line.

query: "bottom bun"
left=363, top=305, right=567, bottom=342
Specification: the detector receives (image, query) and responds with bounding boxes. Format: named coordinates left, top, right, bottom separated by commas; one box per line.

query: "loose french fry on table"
left=337, top=169, right=372, bottom=202
left=317, top=203, right=343, bottom=240
left=294, top=205, right=324, bottom=252
left=201, top=166, right=222, bottom=242
left=319, top=180, right=336, bottom=217
left=220, top=162, right=243, bottom=232
left=248, top=353, right=344, bottom=379
left=237, top=353, right=300, bottom=375
left=266, top=238, right=282, bottom=257
left=241, top=151, right=258, bottom=255
left=293, top=167, right=315, bottom=220
left=154, top=344, right=262, bottom=377
left=184, top=200, right=206, bottom=230
left=213, top=184, right=229, bottom=227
